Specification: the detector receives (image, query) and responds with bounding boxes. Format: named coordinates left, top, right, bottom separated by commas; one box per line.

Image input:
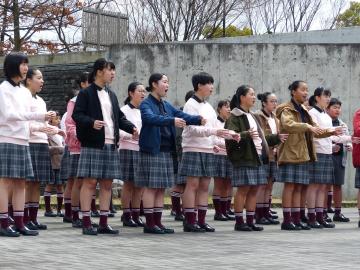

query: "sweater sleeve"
left=182, top=102, right=217, bottom=137
left=0, top=88, right=45, bottom=122
left=171, top=105, right=202, bottom=125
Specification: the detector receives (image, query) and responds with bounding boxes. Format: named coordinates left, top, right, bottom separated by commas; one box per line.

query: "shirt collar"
left=191, top=95, right=205, bottom=103
left=7, top=79, right=20, bottom=87
left=94, top=83, right=105, bottom=91
left=261, top=109, right=271, bottom=118
left=128, top=102, right=136, bottom=109
left=313, top=105, right=324, bottom=113
left=217, top=116, right=225, bottom=123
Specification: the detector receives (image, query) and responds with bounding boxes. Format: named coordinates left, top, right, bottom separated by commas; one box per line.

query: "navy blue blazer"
left=139, top=94, right=202, bottom=154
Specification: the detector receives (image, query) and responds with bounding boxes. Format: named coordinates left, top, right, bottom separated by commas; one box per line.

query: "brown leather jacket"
left=275, top=101, right=333, bottom=164
left=254, top=110, right=280, bottom=162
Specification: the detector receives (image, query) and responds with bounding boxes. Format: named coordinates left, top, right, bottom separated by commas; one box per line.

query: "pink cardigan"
left=65, top=98, right=81, bottom=153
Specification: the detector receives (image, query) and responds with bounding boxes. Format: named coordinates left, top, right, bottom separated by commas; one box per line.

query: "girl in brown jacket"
left=255, top=92, right=287, bottom=225
left=276, top=81, right=331, bottom=231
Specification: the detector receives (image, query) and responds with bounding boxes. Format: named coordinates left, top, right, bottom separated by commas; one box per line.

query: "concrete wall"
left=109, top=33, right=360, bottom=199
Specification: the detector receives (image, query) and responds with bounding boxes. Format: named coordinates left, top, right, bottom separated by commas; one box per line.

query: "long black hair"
left=308, top=87, right=331, bottom=107
left=230, top=85, right=252, bottom=110
left=146, top=73, right=165, bottom=92
left=88, top=58, right=111, bottom=84
left=75, top=71, right=89, bottom=89
left=124, top=81, right=143, bottom=105
left=4, top=52, right=29, bottom=81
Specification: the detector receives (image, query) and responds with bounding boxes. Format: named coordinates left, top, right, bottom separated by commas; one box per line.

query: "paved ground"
left=1, top=208, right=360, bottom=270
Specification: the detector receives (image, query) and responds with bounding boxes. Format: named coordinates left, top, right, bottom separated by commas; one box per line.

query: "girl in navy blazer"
left=135, top=73, right=204, bottom=234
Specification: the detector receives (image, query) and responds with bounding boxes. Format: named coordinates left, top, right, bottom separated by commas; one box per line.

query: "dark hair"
left=257, top=92, right=273, bottom=108
left=288, top=80, right=306, bottom=97
left=124, top=81, right=142, bottom=105
left=217, top=99, right=230, bottom=113
left=308, top=87, right=331, bottom=107
left=24, top=68, right=41, bottom=87
left=75, top=72, right=89, bottom=89
left=108, top=61, right=116, bottom=70
left=185, top=90, right=195, bottom=102
left=88, top=58, right=111, bottom=84
left=328, top=97, right=342, bottom=108
left=192, top=72, right=214, bottom=91
left=4, top=52, right=29, bottom=80
left=230, top=85, right=253, bottom=110
left=146, top=73, right=166, bottom=92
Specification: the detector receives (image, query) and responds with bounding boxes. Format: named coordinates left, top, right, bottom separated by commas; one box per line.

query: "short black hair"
left=3, top=52, right=29, bottom=80
left=108, top=61, right=116, bottom=70
left=75, top=71, right=89, bottom=89
left=25, top=68, right=41, bottom=87
left=328, top=97, right=342, bottom=108
left=217, top=99, right=230, bottom=113
left=192, top=72, right=214, bottom=91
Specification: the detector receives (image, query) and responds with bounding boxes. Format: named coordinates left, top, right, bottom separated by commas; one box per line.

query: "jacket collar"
left=231, top=107, right=251, bottom=116
left=149, top=93, right=163, bottom=104
left=93, top=83, right=105, bottom=91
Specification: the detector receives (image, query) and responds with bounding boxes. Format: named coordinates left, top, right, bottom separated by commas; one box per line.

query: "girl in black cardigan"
left=72, top=58, right=137, bottom=235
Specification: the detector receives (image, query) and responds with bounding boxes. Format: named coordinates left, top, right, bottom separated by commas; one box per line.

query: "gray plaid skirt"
left=119, top=149, right=139, bottom=182
left=178, top=152, right=216, bottom=177
left=49, top=169, right=64, bottom=185
left=278, top=162, right=310, bottom=184
left=60, top=146, right=70, bottom=180
left=355, top=168, right=360, bottom=189
left=77, top=145, right=121, bottom=180
left=309, top=154, right=334, bottom=184
left=213, top=154, right=232, bottom=179
left=69, top=154, right=80, bottom=179
left=27, top=143, right=51, bottom=183
left=0, top=143, right=34, bottom=179
left=135, top=151, right=175, bottom=188
left=332, top=154, right=345, bottom=186
left=231, top=165, right=267, bottom=186
left=265, top=161, right=279, bottom=181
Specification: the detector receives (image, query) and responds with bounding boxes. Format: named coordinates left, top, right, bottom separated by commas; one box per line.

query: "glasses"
left=269, top=100, right=278, bottom=104
left=136, top=89, right=147, bottom=93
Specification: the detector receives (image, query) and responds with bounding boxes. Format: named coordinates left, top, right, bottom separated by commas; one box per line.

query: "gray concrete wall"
left=109, top=37, right=360, bottom=199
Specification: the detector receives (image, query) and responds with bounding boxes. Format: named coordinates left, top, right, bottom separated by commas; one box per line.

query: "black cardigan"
left=72, top=83, right=135, bottom=149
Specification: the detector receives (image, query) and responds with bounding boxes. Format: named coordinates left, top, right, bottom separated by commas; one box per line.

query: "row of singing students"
left=1, top=53, right=359, bottom=238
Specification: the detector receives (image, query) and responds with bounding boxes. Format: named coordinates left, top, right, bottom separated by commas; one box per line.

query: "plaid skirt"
left=178, top=152, right=216, bottom=177
left=69, top=154, right=80, bottom=179
left=77, top=145, right=121, bottom=180
left=119, top=149, right=139, bottom=182
left=278, top=163, right=310, bottom=185
left=27, top=143, right=51, bottom=183
left=332, top=154, right=345, bottom=186
left=355, top=168, right=360, bottom=189
left=48, top=169, right=64, bottom=185
left=59, top=146, right=70, bottom=181
left=231, top=165, right=267, bottom=186
left=309, top=154, right=334, bottom=184
left=0, top=143, right=34, bottom=179
left=213, top=154, right=232, bottom=179
left=135, top=151, right=175, bottom=188
left=265, top=161, right=279, bottom=181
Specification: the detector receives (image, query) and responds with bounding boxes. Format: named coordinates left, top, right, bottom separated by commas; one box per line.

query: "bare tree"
left=282, top=0, right=322, bottom=32
left=321, top=0, right=347, bottom=30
